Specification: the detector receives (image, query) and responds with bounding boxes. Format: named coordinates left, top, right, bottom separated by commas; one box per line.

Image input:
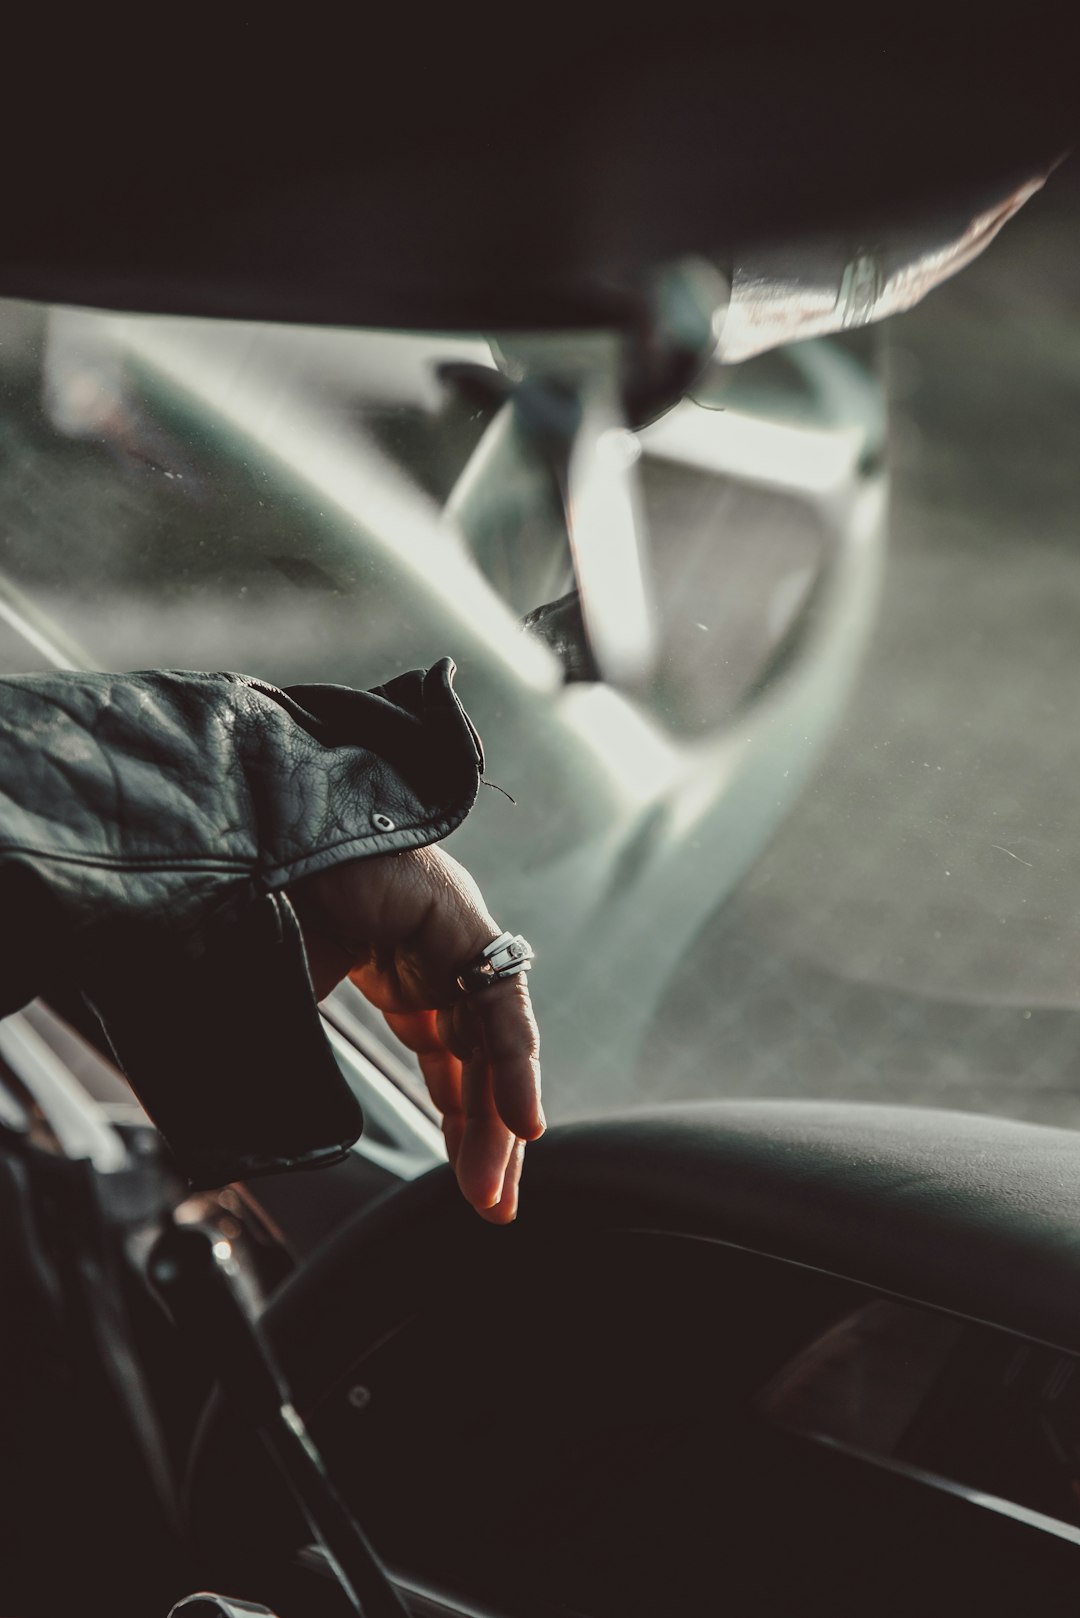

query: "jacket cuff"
left=81, top=891, right=364, bottom=1189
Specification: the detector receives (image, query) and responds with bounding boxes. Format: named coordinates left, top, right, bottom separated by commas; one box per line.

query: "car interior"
left=0, top=17, right=1078, bottom=1617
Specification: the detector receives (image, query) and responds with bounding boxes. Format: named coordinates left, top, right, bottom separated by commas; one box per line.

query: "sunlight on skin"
left=291, top=845, right=544, bottom=1224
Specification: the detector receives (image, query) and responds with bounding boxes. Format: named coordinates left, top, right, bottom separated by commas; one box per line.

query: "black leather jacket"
left=0, top=658, right=483, bottom=1187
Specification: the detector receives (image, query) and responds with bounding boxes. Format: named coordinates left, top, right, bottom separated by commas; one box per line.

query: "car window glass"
left=0, top=168, right=1076, bottom=1130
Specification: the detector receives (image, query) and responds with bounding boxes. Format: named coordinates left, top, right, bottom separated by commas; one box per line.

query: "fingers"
left=434, top=980, right=543, bottom=1144
left=454, top=1043, right=526, bottom=1223
left=449, top=1045, right=513, bottom=1210
left=440, top=984, right=544, bottom=1148
left=309, top=845, right=545, bottom=1219
left=385, top=1005, right=531, bottom=1221
left=477, top=1137, right=526, bottom=1226
left=409, top=853, right=544, bottom=1146
left=386, top=1009, right=461, bottom=1116
left=468, top=975, right=544, bottom=1141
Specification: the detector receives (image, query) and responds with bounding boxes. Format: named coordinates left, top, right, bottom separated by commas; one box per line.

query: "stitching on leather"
left=0, top=801, right=474, bottom=878
left=0, top=844, right=250, bottom=873
left=262, top=811, right=466, bottom=886
left=289, top=814, right=456, bottom=860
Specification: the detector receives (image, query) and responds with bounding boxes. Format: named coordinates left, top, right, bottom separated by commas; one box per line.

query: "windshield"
left=0, top=169, right=1075, bottom=1130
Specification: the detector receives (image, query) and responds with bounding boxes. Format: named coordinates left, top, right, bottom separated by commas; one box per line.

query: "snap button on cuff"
left=371, top=813, right=395, bottom=832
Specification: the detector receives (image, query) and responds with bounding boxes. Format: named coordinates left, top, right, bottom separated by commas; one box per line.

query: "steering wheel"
left=186, top=1100, right=1080, bottom=1617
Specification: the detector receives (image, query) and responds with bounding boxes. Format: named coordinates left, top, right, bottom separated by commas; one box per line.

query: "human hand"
left=288, top=846, right=543, bottom=1223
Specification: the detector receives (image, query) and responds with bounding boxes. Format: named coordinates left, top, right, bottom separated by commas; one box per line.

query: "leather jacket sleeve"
left=0, top=657, right=484, bottom=1187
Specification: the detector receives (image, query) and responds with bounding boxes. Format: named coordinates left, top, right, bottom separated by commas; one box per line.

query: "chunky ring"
left=456, top=931, right=535, bottom=995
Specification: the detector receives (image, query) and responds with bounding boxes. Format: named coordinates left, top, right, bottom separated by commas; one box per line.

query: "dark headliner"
left=5, top=15, right=1075, bottom=331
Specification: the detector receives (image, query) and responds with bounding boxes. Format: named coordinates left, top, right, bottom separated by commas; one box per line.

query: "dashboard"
left=189, top=1101, right=1080, bottom=1617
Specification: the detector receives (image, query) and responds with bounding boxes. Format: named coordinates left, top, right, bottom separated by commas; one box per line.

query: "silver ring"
left=456, top=931, right=535, bottom=995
